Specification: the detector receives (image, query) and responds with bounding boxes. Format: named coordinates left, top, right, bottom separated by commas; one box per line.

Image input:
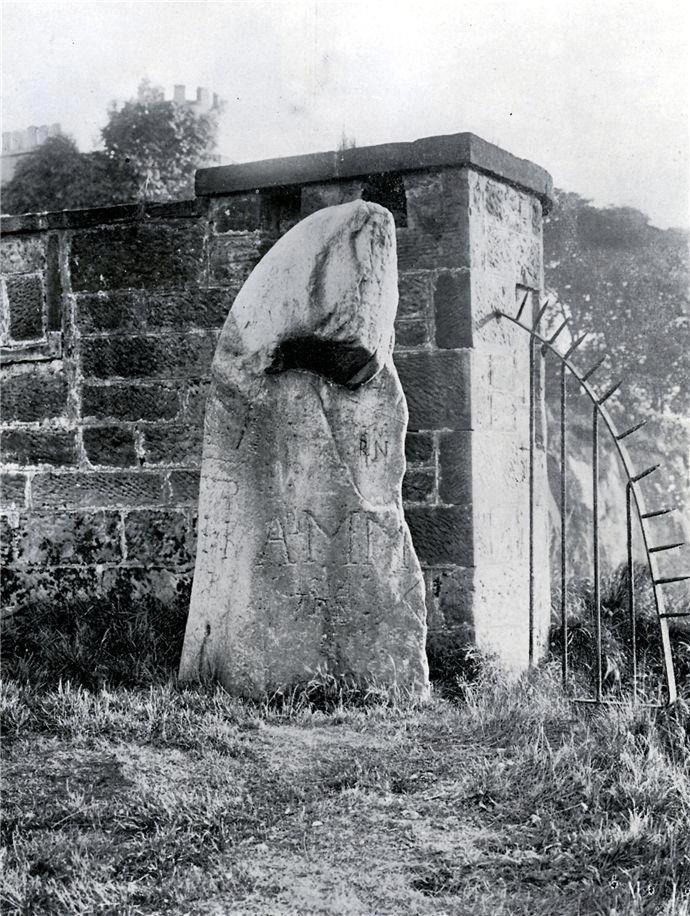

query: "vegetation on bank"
left=2, top=566, right=689, bottom=915
left=2, top=667, right=689, bottom=916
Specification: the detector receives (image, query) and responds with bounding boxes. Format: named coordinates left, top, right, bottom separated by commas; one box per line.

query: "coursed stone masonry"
left=0, top=132, right=553, bottom=674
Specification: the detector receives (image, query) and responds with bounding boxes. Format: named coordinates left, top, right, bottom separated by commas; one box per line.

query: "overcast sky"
left=2, top=0, right=688, bottom=228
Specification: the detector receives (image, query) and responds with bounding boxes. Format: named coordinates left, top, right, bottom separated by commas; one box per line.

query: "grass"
left=2, top=566, right=689, bottom=913
left=2, top=665, right=689, bottom=916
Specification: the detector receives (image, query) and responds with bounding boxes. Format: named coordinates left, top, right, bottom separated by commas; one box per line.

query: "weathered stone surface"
left=77, top=288, right=235, bottom=333
left=0, top=472, right=27, bottom=508
left=394, top=350, right=471, bottom=431
left=394, top=318, right=428, bottom=349
left=81, top=332, right=217, bottom=380
left=31, top=471, right=164, bottom=509
left=402, top=469, right=435, bottom=503
left=3, top=510, right=121, bottom=566
left=1, top=372, right=68, bottom=422
left=434, top=270, right=472, bottom=349
left=124, top=509, right=195, bottom=566
left=1, top=429, right=77, bottom=466
left=143, top=424, right=203, bottom=466
left=6, top=274, right=44, bottom=341
left=81, top=383, right=180, bottom=421
left=397, top=271, right=432, bottom=319
left=70, top=222, right=206, bottom=292
left=405, top=432, right=435, bottom=466
left=0, top=236, right=46, bottom=275
left=179, top=200, right=428, bottom=697
left=83, top=426, right=137, bottom=467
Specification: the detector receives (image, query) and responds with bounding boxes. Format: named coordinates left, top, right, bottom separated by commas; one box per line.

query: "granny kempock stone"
left=179, top=200, right=429, bottom=698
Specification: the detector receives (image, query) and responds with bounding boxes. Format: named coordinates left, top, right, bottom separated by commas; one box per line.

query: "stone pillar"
left=423, top=168, right=552, bottom=671
left=196, top=133, right=553, bottom=674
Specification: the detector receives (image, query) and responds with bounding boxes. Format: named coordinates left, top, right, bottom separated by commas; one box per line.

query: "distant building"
left=138, top=83, right=224, bottom=113
left=1, top=85, right=226, bottom=189
left=1, top=123, right=62, bottom=185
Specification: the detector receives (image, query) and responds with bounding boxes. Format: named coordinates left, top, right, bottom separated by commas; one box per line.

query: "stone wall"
left=0, top=132, right=553, bottom=672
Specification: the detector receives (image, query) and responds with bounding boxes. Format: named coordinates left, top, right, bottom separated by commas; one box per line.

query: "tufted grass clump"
left=549, top=563, right=690, bottom=702
left=2, top=661, right=689, bottom=916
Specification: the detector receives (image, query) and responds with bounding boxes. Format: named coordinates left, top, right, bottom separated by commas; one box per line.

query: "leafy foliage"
left=101, top=78, right=222, bottom=201
left=1, top=135, right=138, bottom=214
left=544, top=191, right=690, bottom=413
left=1, top=79, right=222, bottom=214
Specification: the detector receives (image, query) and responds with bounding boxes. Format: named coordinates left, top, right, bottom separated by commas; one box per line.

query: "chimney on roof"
left=174, top=84, right=186, bottom=103
left=196, top=87, right=210, bottom=108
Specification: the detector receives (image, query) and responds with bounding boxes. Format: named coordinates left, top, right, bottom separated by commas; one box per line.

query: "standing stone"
left=179, top=200, right=429, bottom=697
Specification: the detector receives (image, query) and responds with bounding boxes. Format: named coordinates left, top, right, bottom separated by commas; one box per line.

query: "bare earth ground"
left=2, top=669, right=689, bottom=916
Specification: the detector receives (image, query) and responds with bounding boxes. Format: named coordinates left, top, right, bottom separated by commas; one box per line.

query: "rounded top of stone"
left=213, top=200, right=399, bottom=390
left=196, top=131, right=554, bottom=211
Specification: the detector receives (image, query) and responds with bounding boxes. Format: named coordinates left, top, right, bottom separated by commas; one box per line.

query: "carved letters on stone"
left=179, top=200, right=429, bottom=697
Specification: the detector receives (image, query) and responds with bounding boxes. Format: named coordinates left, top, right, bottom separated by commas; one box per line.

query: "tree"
left=2, top=79, right=222, bottom=214
left=544, top=191, right=690, bottom=415
left=101, top=79, right=222, bottom=201
left=1, top=135, right=137, bottom=214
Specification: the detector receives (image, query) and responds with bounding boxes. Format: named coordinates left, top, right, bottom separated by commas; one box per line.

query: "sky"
left=2, top=0, right=689, bottom=229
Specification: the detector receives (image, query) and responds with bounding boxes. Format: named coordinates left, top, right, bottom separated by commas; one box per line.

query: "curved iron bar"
left=496, top=308, right=678, bottom=706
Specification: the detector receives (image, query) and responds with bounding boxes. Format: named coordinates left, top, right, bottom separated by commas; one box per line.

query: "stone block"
left=76, top=291, right=142, bottom=332
left=145, top=289, right=235, bottom=330
left=1, top=472, right=26, bottom=508
left=4, top=510, right=121, bottom=566
left=406, top=505, right=472, bottom=566
left=124, top=509, right=195, bottom=566
left=405, top=432, right=435, bottom=465
left=0, top=236, right=46, bottom=274
left=475, top=504, right=527, bottom=563
left=402, top=469, right=435, bottom=503
left=6, top=274, right=44, bottom=341
left=183, top=380, right=211, bottom=424
left=424, top=565, right=475, bottom=629
left=180, top=201, right=428, bottom=697
left=394, top=319, right=428, bottom=349
left=82, top=383, right=180, bottom=421
left=80, top=333, right=217, bottom=380
left=470, top=563, right=533, bottom=672
left=396, top=228, right=470, bottom=271
left=100, top=566, right=193, bottom=613
left=1, top=429, right=77, bottom=466
left=32, top=471, right=164, bottom=508
left=394, top=350, right=471, bottom=431
left=77, top=288, right=236, bottom=334
left=83, top=426, right=137, bottom=467
left=45, top=234, right=62, bottom=332
left=142, top=424, right=203, bottom=466
left=209, top=193, right=262, bottom=232
left=398, top=271, right=432, bottom=319
left=207, top=233, right=262, bottom=286
left=434, top=270, right=472, bottom=349
left=300, top=180, right=363, bottom=216
left=403, top=168, right=470, bottom=235
left=1, top=564, right=103, bottom=613
left=69, top=222, right=206, bottom=292
left=438, top=430, right=472, bottom=505
left=168, top=469, right=200, bottom=504
left=1, top=372, right=68, bottom=422
left=472, top=431, right=529, bottom=513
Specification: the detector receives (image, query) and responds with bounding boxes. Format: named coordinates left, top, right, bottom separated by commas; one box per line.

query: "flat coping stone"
left=195, top=132, right=553, bottom=211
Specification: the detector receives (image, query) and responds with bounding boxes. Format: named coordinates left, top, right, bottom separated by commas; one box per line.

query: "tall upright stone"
left=179, top=200, right=429, bottom=697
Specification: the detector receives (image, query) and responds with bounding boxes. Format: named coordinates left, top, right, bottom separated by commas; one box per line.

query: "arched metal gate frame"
left=496, top=293, right=688, bottom=707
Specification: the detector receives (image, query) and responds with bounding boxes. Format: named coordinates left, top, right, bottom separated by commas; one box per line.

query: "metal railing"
left=498, top=294, right=688, bottom=706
